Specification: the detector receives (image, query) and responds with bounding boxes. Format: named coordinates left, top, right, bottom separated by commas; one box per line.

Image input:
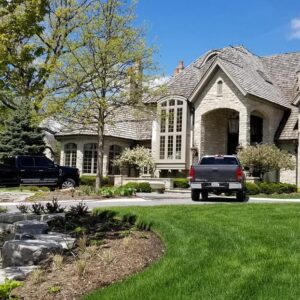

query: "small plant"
left=0, top=279, right=23, bottom=299
left=45, top=198, right=65, bottom=214
left=86, top=245, right=98, bottom=257
left=68, top=202, right=89, bottom=217
left=52, top=255, right=64, bottom=270
left=16, top=204, right=29, bottom=214
left=73, top=226, right=87, bottom=235
left=75, top=259, right=87, bottom=277
left=78, top=236, right=87, bottom=254
left=30, top=203, right=45, bottom=215
left=48, top=285, right=61, bottom=294
left=0, top=207, right=8, bottom=213
left=173, top=178, right=190, bottom=189
left=102, top=249, right=114, bottom=264
left=79, top=185, right=94, bottom=196
left=90, top=239, right=104, bottom=246
left=122, top=236, right=131, bottom=248
left=31, top=268, right=44, bottom=284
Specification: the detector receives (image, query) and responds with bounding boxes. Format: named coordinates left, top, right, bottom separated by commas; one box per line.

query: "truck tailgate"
left=194, top=165, right=238, bottom=182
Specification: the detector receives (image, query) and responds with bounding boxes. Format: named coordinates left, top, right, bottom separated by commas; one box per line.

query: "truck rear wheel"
left=61, top=178, right=76, bottom=189
left=191, top=189, right=200, bottom=201
left=201, top=191, right=208, bottom=200
left=236, top=190, right=246, bottom=202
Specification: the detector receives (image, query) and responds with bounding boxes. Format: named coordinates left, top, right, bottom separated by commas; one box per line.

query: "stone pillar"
left=239, top=108, right=250, bottom=147
left=77, top=142, right=84, bottom=174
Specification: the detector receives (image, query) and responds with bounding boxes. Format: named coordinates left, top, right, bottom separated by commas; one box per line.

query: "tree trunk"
left=96, top=109, right=105, bottom=190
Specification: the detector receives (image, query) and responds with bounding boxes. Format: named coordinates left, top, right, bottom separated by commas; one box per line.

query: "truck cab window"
left=20, top=157, right=34, bottom=167
left=34, top=157, right=54, bottom=167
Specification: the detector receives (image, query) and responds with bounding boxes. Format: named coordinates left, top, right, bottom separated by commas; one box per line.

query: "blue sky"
left=136, top=0, right=300, bottom=76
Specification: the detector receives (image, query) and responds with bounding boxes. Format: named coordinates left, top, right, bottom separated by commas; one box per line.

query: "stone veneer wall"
left=193, top=69, right=284, bottom=157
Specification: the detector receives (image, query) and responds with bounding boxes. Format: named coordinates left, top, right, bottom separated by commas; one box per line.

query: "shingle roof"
left=55, top=106, right=153, bottom=141
left=147, top=45, right=300, bottom=139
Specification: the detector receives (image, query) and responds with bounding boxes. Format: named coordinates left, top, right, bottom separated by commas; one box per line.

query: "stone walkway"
left=0, top=192, right=34, bottom=203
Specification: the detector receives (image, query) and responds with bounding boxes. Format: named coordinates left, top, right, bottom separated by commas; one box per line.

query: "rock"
left=14, top=232, right=75, bottom=250
left=0, top=223, right=14, bottom=233
left=0, top=213, right=43, bottom=224
left=2, top=239, right=63, bottom=267
left=34, top=233, right=75, bottom=249
left=14, top=220, right=48, bottom=235
left=0, top=266, right=38, bottom=282
left=40, top=213, right=65, bottom=222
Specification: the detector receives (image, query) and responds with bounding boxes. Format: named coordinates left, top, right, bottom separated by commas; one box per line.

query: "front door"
left=227, top=133, right=239, bottom=155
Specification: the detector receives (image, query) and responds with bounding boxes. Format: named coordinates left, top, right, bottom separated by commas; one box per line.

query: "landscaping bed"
left=13, top=230, right=163, bottom=300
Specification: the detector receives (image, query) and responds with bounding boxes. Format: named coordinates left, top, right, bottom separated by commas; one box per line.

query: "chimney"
left=297, top=71, right=300, bottom=90
left=173, top=61, right=185, bottom=76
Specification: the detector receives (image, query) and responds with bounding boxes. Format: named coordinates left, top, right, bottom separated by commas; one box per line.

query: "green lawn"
left=251, top=193, right=300, bottom=199
left=84, top=204, right=300, bottom=300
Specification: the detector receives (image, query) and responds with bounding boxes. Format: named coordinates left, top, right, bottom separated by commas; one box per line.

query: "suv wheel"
left=191, top=189, right=200, bottom=201
left=61, top=178, right=76, bottom=189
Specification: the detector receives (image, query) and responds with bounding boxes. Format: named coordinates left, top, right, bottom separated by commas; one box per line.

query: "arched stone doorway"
left=202, top=108, right=240, bottom=155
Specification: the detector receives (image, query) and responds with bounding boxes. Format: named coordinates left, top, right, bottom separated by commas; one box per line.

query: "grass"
left=251, top=193, right=300, bottom=199
left=84, top=204, right=300, bottom=300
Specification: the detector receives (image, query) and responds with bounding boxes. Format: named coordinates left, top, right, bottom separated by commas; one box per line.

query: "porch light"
left=228, top=117, right=239, bottom=134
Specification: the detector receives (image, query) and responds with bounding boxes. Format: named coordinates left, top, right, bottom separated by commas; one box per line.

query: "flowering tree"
left=113, top=146, right=155, bottom=175
left=238, top=144, right=295, bottom=178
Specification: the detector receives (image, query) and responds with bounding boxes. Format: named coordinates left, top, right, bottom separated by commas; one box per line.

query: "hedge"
left=173, top=178, right=190, bottom=189
left=80, top=176, right=109, bottom=187
left=246, top=182, right=297, bottom=195
left=123, top=182, right=152, bottom=193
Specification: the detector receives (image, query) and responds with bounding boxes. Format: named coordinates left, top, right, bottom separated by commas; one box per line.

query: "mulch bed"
left=13, top=231, right=164, bottom=300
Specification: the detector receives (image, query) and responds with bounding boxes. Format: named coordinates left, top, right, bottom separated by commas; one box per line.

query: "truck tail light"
left=189, top=166, right=195, bottom=181
left=236, top=167, right=243, bottom=182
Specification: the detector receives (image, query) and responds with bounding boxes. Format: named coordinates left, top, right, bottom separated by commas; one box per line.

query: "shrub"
left=97, top=186, right=135, bottom=198
left=45, top=198, right=65, bottom=214
left=80, top=176, right=109, bottom=187
left=0, top=279, right=23, bottom=299
left=173, top=178, right=190, bottom=189
left=245, top=182, right=260, bottom=195
left=16, top=204, right=30, bottom=214
left=68, top=202, right=89, bottom=218
left=30, top=203, right=45, bottom=215
left=258, top=182, right=296, bottom=195
left=123, top=182, right=152, bottom=193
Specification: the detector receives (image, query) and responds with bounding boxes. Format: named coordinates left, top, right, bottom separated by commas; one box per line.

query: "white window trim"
left=157, top=96, right=187, bottom=164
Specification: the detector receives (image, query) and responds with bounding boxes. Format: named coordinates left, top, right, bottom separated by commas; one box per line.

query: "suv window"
left=200, top=156, right=238, bottom=165
left=20, top=157, right=35, bottom=167
left=34, top=157, right=54, bottom=167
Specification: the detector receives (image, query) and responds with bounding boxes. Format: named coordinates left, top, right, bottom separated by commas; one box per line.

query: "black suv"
left=0, top=155, right=80, bottom=189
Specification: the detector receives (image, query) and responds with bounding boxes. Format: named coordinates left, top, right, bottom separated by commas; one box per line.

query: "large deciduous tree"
left=48, top=0, right=156, bottom=188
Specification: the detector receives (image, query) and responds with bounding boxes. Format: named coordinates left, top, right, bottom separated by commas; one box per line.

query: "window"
left=20, top=157, right=34, bottom=167
left=217, top=80, right=223, bottom=96
left=35, top=157, right=54, bottom=167
left=108, top=145, right=122, bottom=175
left=83, top=144, right=97, bottom=174
left=158, top=99, right=185, bottom=160
left=64, top=143, right=77, bottom=168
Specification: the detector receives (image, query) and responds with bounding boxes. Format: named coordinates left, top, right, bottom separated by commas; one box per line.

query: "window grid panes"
left=168, top=109, right=174, bottom=133
left=160, top=136, right=165, bottom=159
left=176, top=135, right=182, bottom=159
left=176, top=108, right=182, bottom=132
left=64, top=143, right=77, bottom=168
left=158, top=99, right=184, bottom=160
left=167, top=136, right=173, bottom=159
left=83, top=144, right=97, bottom=174
left=160, top=109, right=166, bottom=133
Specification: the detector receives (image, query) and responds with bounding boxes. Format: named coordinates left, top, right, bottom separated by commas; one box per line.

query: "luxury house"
left=54, top=46, right=300, bottom=186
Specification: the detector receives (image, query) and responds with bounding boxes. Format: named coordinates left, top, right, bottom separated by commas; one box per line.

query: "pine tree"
left=0, top=102, right=45, bottom=159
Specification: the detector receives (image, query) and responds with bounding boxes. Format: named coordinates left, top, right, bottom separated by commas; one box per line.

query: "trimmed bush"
left=97, top=186, right=135, bottom=198
left=123, top=182, right=152, bottom=193
left=245, top=182, right=297, bottom=195
left=173, top=178, right=190, bottom=189
left=245, top=182, right=260, bottom=195
left=80, top=176, right=109, bottom=187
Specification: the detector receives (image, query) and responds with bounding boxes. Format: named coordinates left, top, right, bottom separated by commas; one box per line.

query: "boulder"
left=2, top=239, right=63, bottom=267
left=14, top=220, right=48, bottom=235
left=0, top=266, right=38, bottom=282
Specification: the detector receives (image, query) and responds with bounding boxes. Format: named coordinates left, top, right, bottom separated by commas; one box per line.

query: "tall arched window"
left=217, top=80, right=223, bottom=96
left=158, top=99, right=186, bottom=161
left=108, top=145, right=122, bottom=175
left=83, top=144, right=97, bottom=174
left=64, top=143, right=77, bottom=168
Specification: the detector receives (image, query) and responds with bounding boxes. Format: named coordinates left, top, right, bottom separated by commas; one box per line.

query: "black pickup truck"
left=189, top=155, right=246, bottom=202
left=0, top=155, right=80, bottom=189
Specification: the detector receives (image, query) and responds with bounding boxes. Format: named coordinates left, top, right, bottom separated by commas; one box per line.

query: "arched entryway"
left=202, top=108, right=239, bottom=155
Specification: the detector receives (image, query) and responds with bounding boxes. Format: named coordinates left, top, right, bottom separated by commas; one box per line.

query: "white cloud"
left=290, top=18, right=300, bottom=39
